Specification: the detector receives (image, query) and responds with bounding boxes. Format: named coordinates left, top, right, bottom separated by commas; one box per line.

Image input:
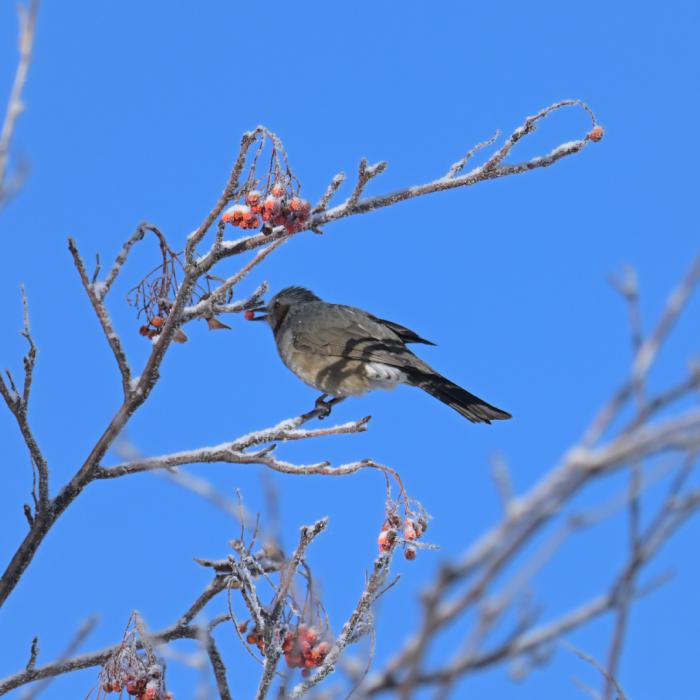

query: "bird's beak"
left=247, top=304, right=269, bottom=321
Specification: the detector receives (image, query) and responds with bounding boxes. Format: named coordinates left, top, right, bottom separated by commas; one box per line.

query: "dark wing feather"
left=365, top=313, right=436, bottom=345
left=291, top=303, right=430, bottom=371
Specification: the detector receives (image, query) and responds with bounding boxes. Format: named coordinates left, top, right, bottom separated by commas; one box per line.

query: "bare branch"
left=203, top=632, right=233, bottom=700
left=0, top=0, right=39, bottom=204
left=19, top=285, right=36, bottom=407
left=0, top=287, right=48, bottom=511
left=584, top=250, right=700, bottom=447
left=18, top=616, right=98, bottom=700
left=96, top=414, right=372, bottom=479
left=314, top=172, right=346, bottom=213
left=100, top=223, right=171, bottom=297
left=445, top=130, right=499, bottom=179
left=68, top=237, right=133, bottom=397
left=346, top=159, right=388, bottom=209
left=25, top=638, right=38, bottom=672
left=567, top=643, right=629, bottom=700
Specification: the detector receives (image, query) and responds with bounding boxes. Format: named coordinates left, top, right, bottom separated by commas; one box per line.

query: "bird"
left=248, top=286, right=511, bottom=424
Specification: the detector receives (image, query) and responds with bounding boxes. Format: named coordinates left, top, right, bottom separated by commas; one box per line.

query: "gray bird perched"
left=248, top=286, right=511, bottom=424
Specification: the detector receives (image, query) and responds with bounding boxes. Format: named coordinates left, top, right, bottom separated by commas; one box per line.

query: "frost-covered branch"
left=314, top=172, right=345, bottom=213
left=196, top=100, right=602, bottom=266
left=2, top=99, right=604, bottom=700
left=255, top=518, right=329, bottom=700
left=288, top=553, right=394, bottom=699
left=68, top=237, right=133, bottom=397
left=0, top=286, right=48, bottom=514
left=0, top=576, right=228, bottom=695
left=96, top=414, right=372, bottom=479
left=203, top=633, right=233, bottom=700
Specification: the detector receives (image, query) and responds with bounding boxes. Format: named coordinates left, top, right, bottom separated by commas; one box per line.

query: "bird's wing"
left=291, top=304, right=430, bottom=371
left=365, top=313, right=436, bottom=345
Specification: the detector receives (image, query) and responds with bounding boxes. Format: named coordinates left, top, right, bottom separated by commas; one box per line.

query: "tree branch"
left=68, top=237, right=133, bottom=397
left=0, top=0, right=39, bottom=205
left=0, top=577, right=227, bottom=696
left=0, top=286, right=48, bottom=512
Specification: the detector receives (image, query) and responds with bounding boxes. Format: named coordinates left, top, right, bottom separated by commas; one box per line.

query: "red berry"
left=404, top=545, right=417, bottom=561
left=271, top=183, right=284, bottom=197
left=378, top=528, right=397, bottom=552
left=126, top=679, right=142, bottom=695
left=246, top=190, right=261, bottom=206
left=311, top=641, right=330, bottom=661
left=244, top=309, right=255, bottom=321
left=404, top=520, right=417, bottom=541
left=287, top=653, right=303, bottom=668
left=588, top=125, right=604, bottom=142
left=263, top=196, right=280, bottom=213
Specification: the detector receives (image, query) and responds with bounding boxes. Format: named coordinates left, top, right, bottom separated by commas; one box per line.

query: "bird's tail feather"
left=411, top=372, right=511, bottom=424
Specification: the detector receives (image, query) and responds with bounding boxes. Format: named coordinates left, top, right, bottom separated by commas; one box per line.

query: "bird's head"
left=247, top=286, right=320, bottom=330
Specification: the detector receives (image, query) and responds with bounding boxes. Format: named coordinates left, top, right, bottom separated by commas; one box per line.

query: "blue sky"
left=1, top=1, right=699, bottom=698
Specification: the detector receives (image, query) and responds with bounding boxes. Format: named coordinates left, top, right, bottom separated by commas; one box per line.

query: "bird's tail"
left=410, top=372, right=511, bottom=424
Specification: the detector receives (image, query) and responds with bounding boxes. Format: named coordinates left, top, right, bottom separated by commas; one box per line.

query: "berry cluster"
left=241, top=622, right=330, bottom=676
left=101, top=678, right=172, bottom=699
left=282, top=624, right=331, bottom=676
left=378, top=514, right=428, bottom=561
left=138, top=315, right=187, bottom=343
left=100, top=663, right=171, bottom=699
left=222, top=184, right=311, bottom=234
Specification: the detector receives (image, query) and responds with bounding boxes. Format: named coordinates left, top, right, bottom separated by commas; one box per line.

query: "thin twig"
left=0, top=0, right=39, bottom=204
left=68, top=238, right=133, bottom=397
left=18, top=616, right=98, bottom=700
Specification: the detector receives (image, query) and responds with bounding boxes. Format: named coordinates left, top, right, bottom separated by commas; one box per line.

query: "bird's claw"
left=313, top=394, right=345, bottom=420
left=315, top=394, right=333, bottom=420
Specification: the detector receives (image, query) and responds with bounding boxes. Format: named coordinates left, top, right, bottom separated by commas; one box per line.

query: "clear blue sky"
left=1, top=1, right=699, bottom=698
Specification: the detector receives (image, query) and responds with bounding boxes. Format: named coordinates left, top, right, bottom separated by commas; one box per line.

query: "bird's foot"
left=314, top=394, right=345, bottom=420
